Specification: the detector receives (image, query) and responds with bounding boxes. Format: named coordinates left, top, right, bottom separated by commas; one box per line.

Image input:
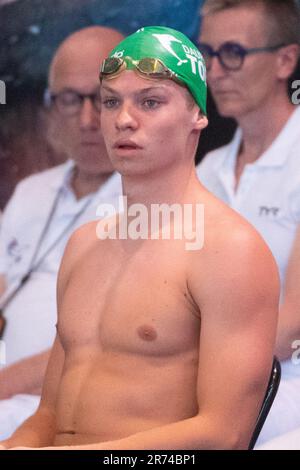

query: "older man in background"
left=0, top=25, right=123, bottom=439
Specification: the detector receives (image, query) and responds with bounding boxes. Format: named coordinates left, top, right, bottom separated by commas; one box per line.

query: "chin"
left=110, top=161, right=151, bottom=178
left=75, top=158, right=114, bottom=175
left=80, top=148, right=102, bottom=161
left=215, top=102, right=242, bottom=119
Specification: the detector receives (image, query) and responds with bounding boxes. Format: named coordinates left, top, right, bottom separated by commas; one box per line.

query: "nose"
left=115, top=103, right=138, bottom=132
left=79, top=97, right=100, bottom=130
left=208, top=55, right=228, bottom=81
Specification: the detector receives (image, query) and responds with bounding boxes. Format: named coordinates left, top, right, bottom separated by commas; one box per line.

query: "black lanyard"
left=0, top=185, right=94, bottom=312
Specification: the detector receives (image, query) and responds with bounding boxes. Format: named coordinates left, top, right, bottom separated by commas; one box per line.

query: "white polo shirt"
left=197, top=106, right=300, bottom=289
left=197, top=107, right=300, bottom=443
left=0, top=161, right=122, bottom=365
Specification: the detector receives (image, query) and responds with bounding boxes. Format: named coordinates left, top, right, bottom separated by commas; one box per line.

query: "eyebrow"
left=101, top=84, right=170, bottom=96
left=52, top=86, right=100, bottom=95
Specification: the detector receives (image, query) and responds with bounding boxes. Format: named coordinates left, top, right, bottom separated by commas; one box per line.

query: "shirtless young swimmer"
left=1, top=26, right=279, bottom=450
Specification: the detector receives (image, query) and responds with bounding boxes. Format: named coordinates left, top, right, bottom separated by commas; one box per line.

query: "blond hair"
left=201, top=0, right=300, bottom=45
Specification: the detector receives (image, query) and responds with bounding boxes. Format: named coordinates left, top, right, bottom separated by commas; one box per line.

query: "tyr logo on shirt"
left=259, top=206, right=280, bottom=217
left=7, top=238, right=22, bottom=263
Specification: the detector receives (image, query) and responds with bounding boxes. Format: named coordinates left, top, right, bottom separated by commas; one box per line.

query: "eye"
left=102, top=97, right=119, bottom=109
left=57, top=91, right=80, bottom=106
left=142, top=98, right=161, bottom=109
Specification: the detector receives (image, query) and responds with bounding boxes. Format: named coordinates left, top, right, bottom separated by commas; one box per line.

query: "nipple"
left=137, top=324, right=157, bottom=342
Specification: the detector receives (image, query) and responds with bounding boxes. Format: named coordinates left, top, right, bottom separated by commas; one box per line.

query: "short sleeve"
left=0, top=185, right=22, bottom=274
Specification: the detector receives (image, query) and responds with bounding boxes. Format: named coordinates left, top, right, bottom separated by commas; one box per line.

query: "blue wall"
left=0, top=0, right=204, bottom=89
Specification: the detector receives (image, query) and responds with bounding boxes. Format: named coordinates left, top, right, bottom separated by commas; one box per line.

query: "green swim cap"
left=107, top=26, right=207, bottom=114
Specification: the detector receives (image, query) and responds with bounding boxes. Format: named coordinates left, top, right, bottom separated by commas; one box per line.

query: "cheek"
left=241, top=59, right=276, bottom=92
left=100, top=113, right=113, bottom=139
left=56, top=116, right=76, bottom=137
left=60, top=122, right=81, bottom=156
left=48, top=117, right=72, bottom=152
left=159, top=120, right=190, bottom=141
left=242, top=75, right=273, bottom=106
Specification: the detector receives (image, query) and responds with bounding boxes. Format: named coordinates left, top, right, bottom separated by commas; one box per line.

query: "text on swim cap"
left=181, top=45, right=206, bottom=83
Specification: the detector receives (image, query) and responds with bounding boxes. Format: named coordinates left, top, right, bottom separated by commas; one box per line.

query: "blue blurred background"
left=0, top=0, right=209, bottom=207
left=0, top=0, right=204, bottom=89
left=0, top=0, right=297, bottom=208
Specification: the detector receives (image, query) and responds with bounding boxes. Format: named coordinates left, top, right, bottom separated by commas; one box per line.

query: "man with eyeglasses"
left=1, top=26, right=279, bottom=450
left=0, top=26, right=123, bottom=441
left=196, top=0, right=300, bottom=447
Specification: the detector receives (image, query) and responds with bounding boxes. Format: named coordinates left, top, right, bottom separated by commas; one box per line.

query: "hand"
left=0, top=445, right=7, bottom=450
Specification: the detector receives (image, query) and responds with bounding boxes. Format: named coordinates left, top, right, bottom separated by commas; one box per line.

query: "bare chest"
left=58, top=239, right=200, bottom=357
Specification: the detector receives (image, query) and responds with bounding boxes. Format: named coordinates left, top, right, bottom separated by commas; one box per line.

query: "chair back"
left=248, top=357, right=281, bottom=450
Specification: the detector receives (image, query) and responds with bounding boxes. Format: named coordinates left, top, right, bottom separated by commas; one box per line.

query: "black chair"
left=248, top=357, right=281, bottom=450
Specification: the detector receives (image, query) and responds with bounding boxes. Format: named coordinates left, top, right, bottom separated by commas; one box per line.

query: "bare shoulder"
left=63, top=220, right=99, bottom=265
left=57, top=215, right=119, bottom=303
left=201, top=189, right=278, bottom=269
left=186, top=190, right=280, bottom=444
left=56, top=220, right=99, bottom=303
left=189, top=189, right=280, bottom=322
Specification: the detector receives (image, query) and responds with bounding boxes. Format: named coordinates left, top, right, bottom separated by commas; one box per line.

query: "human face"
left=200, top=4, right=283, bottom=119
left=100, top=71, right=207, bottom=177
left=48, top=45, right=114, bottom=176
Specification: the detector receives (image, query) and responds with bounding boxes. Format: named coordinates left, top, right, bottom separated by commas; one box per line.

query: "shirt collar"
left=94, top=171, right=121, bottom=200
left=219, top=107, right=300, bottom=171
left=214, top=129, right=242, bottom=175
left=62, top=160, right=77, bottom=192
left=58, top=159, right=121, bottom=202
left=255, top=106, right=300, bottom=168
left=49, top=159, right=75, bottom=190
left=60, top=160, right=121, bottom=198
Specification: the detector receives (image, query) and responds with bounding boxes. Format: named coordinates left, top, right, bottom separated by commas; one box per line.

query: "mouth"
left=113, top=141, right=142, bottom=151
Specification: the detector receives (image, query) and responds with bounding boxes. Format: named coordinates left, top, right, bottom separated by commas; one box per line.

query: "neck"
left=71, top=167, right=113, bottom=199
left=121, top=160, right=198, bottom=210
left=237, top=94, right=294, bottom=164
left=121, top=134, right=201, bottom=208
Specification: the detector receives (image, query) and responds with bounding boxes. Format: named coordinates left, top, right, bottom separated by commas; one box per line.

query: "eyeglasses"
left=197, top=41, right=286, bottom=71
left=0, top=310, right=5, bottom=338
left=44, top=89, right=101, bottom=116
left=100, top=57, right=181, bottom=84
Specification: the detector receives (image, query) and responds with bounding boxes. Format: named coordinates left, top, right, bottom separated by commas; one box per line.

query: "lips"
left=113, top=140, right=142, bottom=150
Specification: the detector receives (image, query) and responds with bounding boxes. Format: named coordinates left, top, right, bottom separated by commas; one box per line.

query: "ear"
left=192, top=108, right=208, bottom=131
left=276, top=44, right=300, bottom=80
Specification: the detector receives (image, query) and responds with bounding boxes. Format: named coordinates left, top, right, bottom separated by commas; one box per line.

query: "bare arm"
left=0, top=349, right=51, bottom=399
left=276, top=226, right=300, bottom=360
left=0, top=226, right=92, bottom=449
left=0, top=335, right=64, bottom=449
left=0, top=231, right=72, bottom=449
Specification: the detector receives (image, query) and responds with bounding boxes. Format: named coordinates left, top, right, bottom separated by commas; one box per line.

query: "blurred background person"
left=0, top=0, right=216, bottom=207
left=197, top=0, right=300, bottom=446
left=0, top=25, right=123, bottom=440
